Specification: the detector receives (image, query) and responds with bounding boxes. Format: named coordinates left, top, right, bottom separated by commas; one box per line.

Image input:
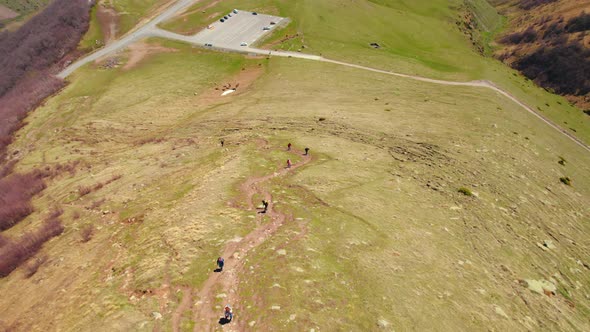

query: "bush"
left=0, top=0, right=90, bottom=97
left=559, top=176, right=572, bottom=186
left=0, top=217, right=64, bottom=278
left=23, top=255, right=47, bottom=278
left=501, top=27, right=537, bottom=44
left=518, top=0, right=557, bottom=10
left=0, top=171, right=47, bottom=231
left=565, top=12, right=590, bottom=33
left=458, top=187, right=473, bottom=196
left=0, top=72, right=64, bottom=160
left=80, top=225, right=94, bottom=243
left=513, top=42, right=590, bottom=96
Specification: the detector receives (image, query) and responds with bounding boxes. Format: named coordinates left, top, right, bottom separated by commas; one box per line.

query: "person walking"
left=220, top=139, right=225, bottom=147
left=304, top=147, right=309, bottom=155
left=287, top=143, right=292, bottom=151
left=216, top=257, right=225, bottom=271
left=262, top=200, right=269, bottom=213
left=224, top=305, right=233, bottom=322
left=286, top=159, right=292, bottom=168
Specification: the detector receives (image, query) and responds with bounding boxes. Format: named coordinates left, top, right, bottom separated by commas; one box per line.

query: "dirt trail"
left=169, top=148, right=311, bottom=332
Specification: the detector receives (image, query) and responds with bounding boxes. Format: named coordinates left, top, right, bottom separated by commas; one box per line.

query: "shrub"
left=559, top=176, right=572, bottom=186
left=0, top=0, right=90, bottom=97
left=86, top=198, right=105, bottom=210
left=565, top=12, right=590, bottom=33
left=0, top=234, right=9, bottom=248
left=78, top=185, right=92, bottom=197
left=513, top=42, right=590, bottom=96
left=0, top=217, right=64, bottom=278
left=0, top=72, right=64, bottom=160
left=558, top=156, right=566, bottom=165
left=80, top=225, right=94, bottom=243
left=518, top=0, right=557, bottom=10
left=458, top=187, right=473, bottom=196
left=501, top=27, right=537, bottom=44
left=23, top=255, right=47, bottom=278
left=0, top=171, right=47, bottom=231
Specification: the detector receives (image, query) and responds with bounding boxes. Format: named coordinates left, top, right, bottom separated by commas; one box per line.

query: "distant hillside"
left=490, top=0, right=590, bottom=110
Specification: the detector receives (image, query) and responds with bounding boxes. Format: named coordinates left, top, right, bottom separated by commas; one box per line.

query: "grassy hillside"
left=113, top=0, right=172, bottom=36
left=1, top=37, right=589, bottom=331
left=159, top=0, right=590, bottom=146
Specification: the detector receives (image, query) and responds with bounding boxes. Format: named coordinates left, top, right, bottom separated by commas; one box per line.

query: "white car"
left=240, top=42, right=248, bottom=46
left=263, top=26, right=271, bottom=30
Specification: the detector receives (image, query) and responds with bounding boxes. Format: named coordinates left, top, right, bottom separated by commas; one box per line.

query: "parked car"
left=270, top=21, right=276, bottom=25
left=240, top=42, right=248, bottom=46
left=233, top=9, right=238, bottom=14
left=204, top=43, right=213, bottom=47
left=263, top=26, right=270, bottom=30
left=223, top=15, right=228, bottom=19
left=220, top=18, right=225, bottom=22
left=252, top=12, right=258, bottom=15
left=228, top=13, right=232, bottom=17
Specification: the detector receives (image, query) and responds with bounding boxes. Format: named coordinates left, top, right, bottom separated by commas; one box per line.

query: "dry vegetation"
left=0, top=0, right=90, bottom=160
left=492, top=0, right=590, bottom=109
left=0, top=209, right=64, bottom=277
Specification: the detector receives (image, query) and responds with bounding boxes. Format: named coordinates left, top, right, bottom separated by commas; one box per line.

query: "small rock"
left=152, top=312, right=162, bottom=320
left=289, top=314, right=296, bottom=321
left=494, top=305, right=509, bottom=319
left=277, top=249, right=287, bottom=256
left=249, top=321, right=256, bottom=327
left=377, top=318, right=390, bottom=328
left=271, top=305, right=281, bottom=310
left=543, top=240, right=556, bottom=249
left=523, top=279, right=557, bottom=296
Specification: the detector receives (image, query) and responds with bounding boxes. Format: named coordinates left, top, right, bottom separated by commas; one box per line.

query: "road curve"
left=57, top=0, right=200, bottom=79
left=57, top=1, right=589, bottom=153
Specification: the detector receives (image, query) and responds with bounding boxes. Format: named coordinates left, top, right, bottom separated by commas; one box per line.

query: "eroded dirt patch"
left=0, top=5, right=18, bottom=21
left=96, top=4, right=119, bottom=44
left=195, top=66, right=264, bottom=106
left=123, top=41, right=178, bottom=70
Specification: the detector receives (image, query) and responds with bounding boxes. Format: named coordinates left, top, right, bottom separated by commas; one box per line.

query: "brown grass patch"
left=96, top=5, right=119, bottom=43
left=123, top=41, right=178, bottom=70
left=0, top=5, right=18, bottom=21
left=195, top=66, right=264, bottom=107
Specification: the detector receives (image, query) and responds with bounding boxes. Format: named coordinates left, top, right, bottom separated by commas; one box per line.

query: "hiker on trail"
left=304, top=147, right=309, bottom=155
left=287, top=143, right=292, bottom=151
left=220, top=139, right=224, bottom=147
left=262, top=200, right=269, bottom=213
left=224, top=305, right=233, bottom=321
left=287, top=159, right=292, bottom=168
left=217, top=257, right=224, bottom=271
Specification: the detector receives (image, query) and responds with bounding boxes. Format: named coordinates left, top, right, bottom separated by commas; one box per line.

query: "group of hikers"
left=286, top=143, right=309, bottom=168
left=212, top=142, right=310, bottom=324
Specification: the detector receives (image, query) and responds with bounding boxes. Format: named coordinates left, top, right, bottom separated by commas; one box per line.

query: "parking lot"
left=192, top=10, right=286, bottom=48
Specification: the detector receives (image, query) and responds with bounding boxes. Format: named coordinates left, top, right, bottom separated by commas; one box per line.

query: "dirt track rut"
left=169, top=147, right=311, bottom=331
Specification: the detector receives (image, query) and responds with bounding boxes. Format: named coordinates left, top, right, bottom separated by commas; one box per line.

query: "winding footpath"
left=169, top=147, right=311, bottom=331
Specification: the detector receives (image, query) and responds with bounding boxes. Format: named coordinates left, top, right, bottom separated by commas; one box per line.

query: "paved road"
left=57, top=0, right=589, bottom=153
left=193, top=11, right=285, bottom=48
left=57, top=0, right=199, bottom=78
